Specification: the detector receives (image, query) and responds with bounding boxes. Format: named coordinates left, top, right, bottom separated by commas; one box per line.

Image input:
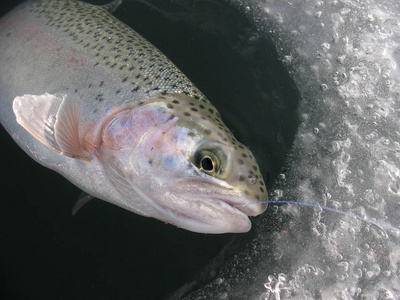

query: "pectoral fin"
left=72, top=192, right=95, bottom=216
left=13, top=93, right=90, bottom=160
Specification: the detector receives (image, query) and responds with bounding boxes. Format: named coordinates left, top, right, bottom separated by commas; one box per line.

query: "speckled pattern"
left=158, top=94, right=267, bottom=202
left=24, top=0, right=202, bottom=99
left=13, top=0, right=267, bottom=202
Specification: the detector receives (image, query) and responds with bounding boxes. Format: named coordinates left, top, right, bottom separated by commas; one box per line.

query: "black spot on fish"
left=172, top=100, right=179, bottom=104
left=95, top=94, right=104, bottom=102
left=204, top=129, right=211, bottom=135
left=167, top=104, right=173, bottom=109
left=183, top=112, right=191, bottom=117
left=242, top=153, right=248, bottom=158
left=190, top=108, right=198, bottom=112
left=237, top=159, right=244, bottom=165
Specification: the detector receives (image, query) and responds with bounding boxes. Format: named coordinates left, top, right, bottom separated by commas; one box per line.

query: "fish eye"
left=194, top=149, right=222, bottom=175
left=200, top=155, right=215, bottom=172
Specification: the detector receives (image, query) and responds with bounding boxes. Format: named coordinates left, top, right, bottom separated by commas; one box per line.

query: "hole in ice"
left=1, top=0, right=301, bottom=299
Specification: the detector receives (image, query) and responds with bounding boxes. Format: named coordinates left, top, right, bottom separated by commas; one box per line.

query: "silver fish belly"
left=0, top=0, right=267, bottom=233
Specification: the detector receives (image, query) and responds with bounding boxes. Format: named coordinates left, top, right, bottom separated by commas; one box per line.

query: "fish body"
left=0, top=0, right=267, bottom=233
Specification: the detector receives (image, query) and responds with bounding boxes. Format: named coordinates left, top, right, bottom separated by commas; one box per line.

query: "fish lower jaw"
left=210, top=195, right=267, bottom=217
left=158, top=199, right=252, bottom=234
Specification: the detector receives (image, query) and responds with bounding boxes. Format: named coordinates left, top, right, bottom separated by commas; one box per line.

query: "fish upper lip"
left=172, top=177, right=264, bottom=216
left=210, top=196, right=251, bottom=215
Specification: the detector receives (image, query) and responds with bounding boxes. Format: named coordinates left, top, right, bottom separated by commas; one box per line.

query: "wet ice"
left=187, top=0, right=400, bottom=298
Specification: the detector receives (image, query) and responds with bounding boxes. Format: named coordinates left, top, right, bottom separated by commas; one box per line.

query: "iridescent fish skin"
left=0, top=0, right=267, bottom=233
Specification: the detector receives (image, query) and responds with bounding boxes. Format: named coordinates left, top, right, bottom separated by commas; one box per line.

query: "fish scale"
left=0, top=0, right=268, bottom=233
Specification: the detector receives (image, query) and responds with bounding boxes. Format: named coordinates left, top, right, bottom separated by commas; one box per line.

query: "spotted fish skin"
left=0, top=0, right=267, bottom=233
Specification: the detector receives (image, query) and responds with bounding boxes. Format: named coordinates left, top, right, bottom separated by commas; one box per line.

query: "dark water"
left=0, top=0, right=299, bottom=299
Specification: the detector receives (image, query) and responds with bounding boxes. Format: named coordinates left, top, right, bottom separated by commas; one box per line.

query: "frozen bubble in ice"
left=320, top=83, right=328, bottom=91
left=321, top=42, right=330, bottom=51
left=282, top=54, right=293, bottom=63
left=340, top=8, right=352, bottom=16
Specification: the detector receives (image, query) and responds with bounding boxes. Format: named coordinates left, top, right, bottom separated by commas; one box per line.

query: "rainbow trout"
left=0, top=0, right=267, bottom=233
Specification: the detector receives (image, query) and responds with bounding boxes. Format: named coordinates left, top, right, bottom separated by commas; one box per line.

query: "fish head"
left=101, top=93, right=267, bottom=233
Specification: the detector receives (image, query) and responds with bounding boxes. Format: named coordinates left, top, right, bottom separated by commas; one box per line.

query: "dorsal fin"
left=101, top=0, right=124, bottom=13
left=13, top=93, right=91, bottom=160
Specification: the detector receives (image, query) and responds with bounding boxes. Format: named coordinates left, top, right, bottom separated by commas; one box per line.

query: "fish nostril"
left=247, top=174, right=256, bottom=184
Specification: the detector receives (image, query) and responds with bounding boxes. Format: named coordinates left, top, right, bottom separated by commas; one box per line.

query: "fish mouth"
left=208, top=194, right=267, bottom=217
left=158, top=196, right=252, bottom=234
left=155, top=177, right=266, bottom=233
left=173, top=177, right=267, bottom=216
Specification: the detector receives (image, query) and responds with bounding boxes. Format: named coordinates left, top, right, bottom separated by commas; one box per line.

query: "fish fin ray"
left=101, top=0, right=124, bottom=13
left=54, top=96, right=90, bottom=160
left=12, top=93, right=63, bottom=153
left=72, top=192, right=95, bottom=216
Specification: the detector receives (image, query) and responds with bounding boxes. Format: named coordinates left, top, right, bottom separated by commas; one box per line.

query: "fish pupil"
left=201, top=156, right=214, bottom=172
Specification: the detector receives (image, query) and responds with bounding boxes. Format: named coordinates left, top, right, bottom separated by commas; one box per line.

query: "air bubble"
left=331, top=141, right=340, bottom=152
left=321, top=42, right=330, bottom=50
left=272, top=189, right=283, bottom=199
left=383, top=270, right=391, bottom=277
left=340, top=8, right=351, bottom=15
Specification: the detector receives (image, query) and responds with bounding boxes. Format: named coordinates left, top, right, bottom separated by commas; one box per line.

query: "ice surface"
left=187, top=0, right=400, bottom=298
